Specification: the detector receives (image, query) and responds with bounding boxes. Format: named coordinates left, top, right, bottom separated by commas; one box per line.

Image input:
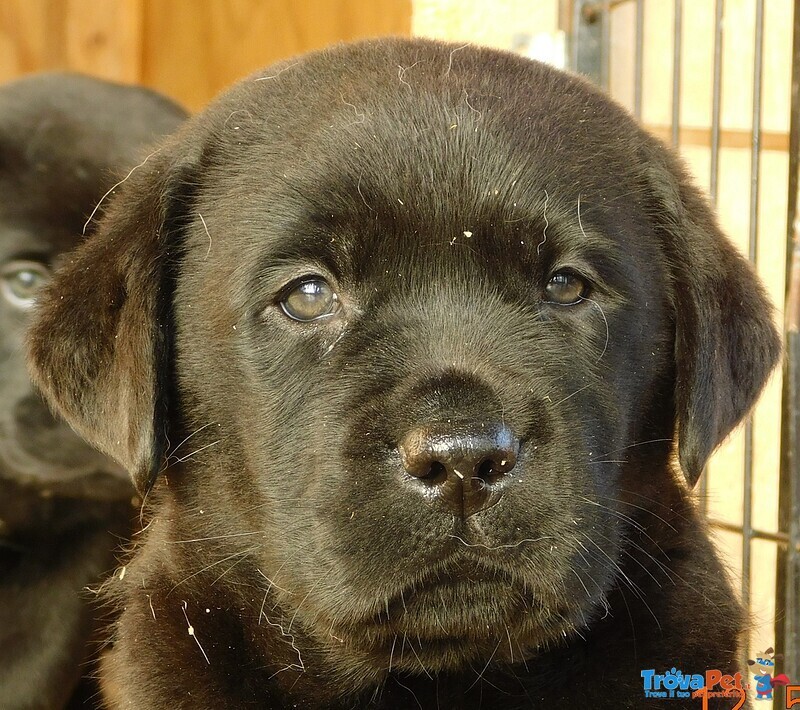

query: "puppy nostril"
left=477, top=458, right=496, bottom=480
left=419, top=461, right=447, bottom=485
left=476, top=456, right=515, bottom=484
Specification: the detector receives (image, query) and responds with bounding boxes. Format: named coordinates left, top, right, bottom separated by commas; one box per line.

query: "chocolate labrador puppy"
left=0, top=73, right=185, bottom=708
left=29, top=40, right=780, bottom=709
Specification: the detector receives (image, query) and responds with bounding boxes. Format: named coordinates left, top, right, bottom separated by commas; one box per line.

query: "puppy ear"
left=643, top=142, right=781, bottom=486
left=27, top=148, right=196, bottom=494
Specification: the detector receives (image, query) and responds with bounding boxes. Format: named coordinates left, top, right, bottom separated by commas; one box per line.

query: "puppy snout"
left=399, top=423, right=519, bottom=518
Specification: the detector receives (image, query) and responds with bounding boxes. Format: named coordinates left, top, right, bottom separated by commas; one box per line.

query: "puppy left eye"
left=544, top=271, right=588, bottom=305
left=1, top=260, right=51, bottom=310
left=280, top=277, right=339, bottom=322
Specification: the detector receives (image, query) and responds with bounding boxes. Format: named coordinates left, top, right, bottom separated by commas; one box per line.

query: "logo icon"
left=747, top=647, right=791, bottom=701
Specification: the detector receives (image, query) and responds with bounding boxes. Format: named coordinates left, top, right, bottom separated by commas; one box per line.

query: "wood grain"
left=140, top=0, right=411, bottom=110
left=0, top=0, right=410, bottom=106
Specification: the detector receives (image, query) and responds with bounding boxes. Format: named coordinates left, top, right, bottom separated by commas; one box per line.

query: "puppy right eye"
left=1, top=260, right=51, bottom=310
left=544, top=270, right=588, bottom=305
left=279, top=277, right=339, bottom=322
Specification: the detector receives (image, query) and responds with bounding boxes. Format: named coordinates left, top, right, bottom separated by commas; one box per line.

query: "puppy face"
left=172, top=81, right=676, bottom=670
left=29, top=39, right=780, bottom=684
left=0, top=74, right=185, bottom=492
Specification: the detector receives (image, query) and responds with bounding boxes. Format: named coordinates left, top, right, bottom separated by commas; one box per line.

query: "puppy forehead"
left=189, top=40, right=652, bottom=284
left=206, top=42, right=642, bottom=191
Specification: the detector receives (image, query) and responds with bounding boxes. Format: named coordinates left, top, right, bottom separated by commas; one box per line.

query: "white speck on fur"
left=181, top=600, right=210, bottom=664
left=82, top=148, right=161, bottom=235
left=323, top=329, right=347, bottom=357
left=357, top=173, right=374, bottom=212
left=198, top=212, right=212, bottom=259
left=340, top=93, right=366, bottom=126
left=397, top=62, right=420, bottom=87
left=444, top=43, right=469, bottom=78
left=254, top=62, right=299, bottom=81
left=537, top=189, right=549, bottom=255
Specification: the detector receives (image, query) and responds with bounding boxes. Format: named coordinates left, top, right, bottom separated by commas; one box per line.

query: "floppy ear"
left=27, top=147, right=196, bottom=495
left=643, top=141, right=782, bottom=486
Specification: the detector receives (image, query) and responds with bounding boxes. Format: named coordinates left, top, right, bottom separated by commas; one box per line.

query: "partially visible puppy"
left=0, top=74, right=186, bottom=709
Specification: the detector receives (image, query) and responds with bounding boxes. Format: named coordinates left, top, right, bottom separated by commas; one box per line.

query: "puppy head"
left=0, top=73, right=186, bottom=493
left=29, top=40, right=780, bottom=673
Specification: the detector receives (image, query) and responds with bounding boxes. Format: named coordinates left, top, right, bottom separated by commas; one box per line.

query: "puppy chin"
left=303, top=571, right=597, bottom=678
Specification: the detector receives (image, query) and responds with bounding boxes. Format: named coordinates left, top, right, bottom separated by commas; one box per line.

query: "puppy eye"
left=544, top=271, right=588, bottom=305
left=1, top=260, right=51, bottom=310
left=280, top=277, right=339, bottom=322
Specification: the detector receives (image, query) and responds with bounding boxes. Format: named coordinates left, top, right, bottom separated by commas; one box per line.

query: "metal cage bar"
left=568, top=0, right=800, bottom=673
left=778, top=0, right=800, bottom=685
left=634, top=0, right=644, bottom=119
left=671, top=0, right=682, bottom=148
left=708, top=0, right=724, bottom=205
left=740, top=0, right=766, bottom=667
left=698, top=0, right=726, bottom=516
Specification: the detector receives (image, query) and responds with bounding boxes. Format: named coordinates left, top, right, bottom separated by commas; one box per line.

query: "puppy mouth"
left=329, top=559, right=578, bottom=671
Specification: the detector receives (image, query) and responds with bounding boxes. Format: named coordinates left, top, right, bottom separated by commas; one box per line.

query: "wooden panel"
left=0, top=0, right=410, bottom=106
left=0, top=0, right=65, bottom=82
left=0, top=0, right=142, bottom=84
left=64, top=0, right=143, bottom=82
left=140, top=0, right=412, bottom=111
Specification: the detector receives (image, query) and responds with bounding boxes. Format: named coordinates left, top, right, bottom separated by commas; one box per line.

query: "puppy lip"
left=353, top=573, right=546, bottom=645
left=376, top=558, right=521, bottom=607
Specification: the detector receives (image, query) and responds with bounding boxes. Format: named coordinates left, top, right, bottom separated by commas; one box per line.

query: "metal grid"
left=566, top=0, right=800, bottom=684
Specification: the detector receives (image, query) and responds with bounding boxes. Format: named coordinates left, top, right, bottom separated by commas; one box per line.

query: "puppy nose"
left=399, top=424, right=519, bottom=518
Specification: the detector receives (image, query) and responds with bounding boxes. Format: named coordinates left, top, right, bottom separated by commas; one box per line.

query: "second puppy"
left=0, top=73, right=186, bottom=709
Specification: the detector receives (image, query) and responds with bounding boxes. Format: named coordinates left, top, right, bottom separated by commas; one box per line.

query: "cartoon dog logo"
left=748, top=648, right=791, bottom=701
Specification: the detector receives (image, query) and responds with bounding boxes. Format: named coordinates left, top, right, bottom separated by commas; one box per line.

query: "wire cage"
left=564, top=0, right=800, bottom=688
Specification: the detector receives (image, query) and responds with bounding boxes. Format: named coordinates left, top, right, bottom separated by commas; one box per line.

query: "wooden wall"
left=0, top=0, right=412, bottom=111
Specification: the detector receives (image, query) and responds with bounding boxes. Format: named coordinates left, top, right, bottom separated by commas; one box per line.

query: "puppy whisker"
left=172, top=439, right=222, bottom=463
left=169, top=547, right=256, bottom=593
left=254, top=61, right=299, bottom=81
left=579, top=295, right=609, bottom=362
left=589, top=438, right=672, bottom=461
left=167, top=531, right=263, bottom=544
left=166, top=421, right=216, bottom=458
left=443, top=43, right=469, bottom=78
left=550, top=383, right=591, bottom=408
